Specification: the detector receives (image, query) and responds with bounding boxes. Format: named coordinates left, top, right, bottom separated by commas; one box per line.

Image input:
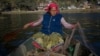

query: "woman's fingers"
left=23, top=22, right=34, bottom=29
left=23, top=24, right=30, bottom=29
left=72, top=23, right=78, bottom=29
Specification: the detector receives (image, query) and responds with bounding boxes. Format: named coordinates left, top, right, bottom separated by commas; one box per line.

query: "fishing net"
left=32, top=32, right=64, bottom=50
left=74, top=22, right=100, bottom=56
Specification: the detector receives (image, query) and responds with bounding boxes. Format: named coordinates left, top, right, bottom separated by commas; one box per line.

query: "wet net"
left=74, top=22, right=100, bottom=56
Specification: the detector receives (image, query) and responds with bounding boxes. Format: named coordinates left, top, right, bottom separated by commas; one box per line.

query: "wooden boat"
left=8, top=23, right=78, bottom=56
left=8, top=22, right=99, bottom=56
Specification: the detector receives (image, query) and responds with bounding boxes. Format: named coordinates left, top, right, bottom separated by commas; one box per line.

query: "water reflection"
left=0, top=13, right=100, bottom=55
left=63, top=13, right=100, bottom=56
left=0, top=14, right=39, bottom=40
left=63, top=13, right=100, bottom=42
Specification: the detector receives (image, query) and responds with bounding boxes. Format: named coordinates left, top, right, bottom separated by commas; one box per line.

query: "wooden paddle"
left=3, top=28, right=23, bottom=43
left=61, top=23, right=77, bottom=54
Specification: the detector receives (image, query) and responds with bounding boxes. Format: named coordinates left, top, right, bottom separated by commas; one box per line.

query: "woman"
left=24, top=2, right=76, bottom=52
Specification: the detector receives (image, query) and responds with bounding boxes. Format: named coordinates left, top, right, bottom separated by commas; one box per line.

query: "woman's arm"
left=23, top=16, right=43, bottom=29
left=61, top=17, right=75, bottom=29
left=30, top=17, right=43, bottom=27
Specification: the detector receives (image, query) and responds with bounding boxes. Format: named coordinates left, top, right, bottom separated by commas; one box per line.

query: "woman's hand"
left=23, top=22, right=34, bottom=29
left=23, top=23, right=30, bottom=29
left=71, top=24, right=77, bottom=29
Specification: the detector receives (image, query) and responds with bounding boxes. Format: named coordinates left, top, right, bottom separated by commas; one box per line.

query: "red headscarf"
left=45, top=2, right=59, bottom=13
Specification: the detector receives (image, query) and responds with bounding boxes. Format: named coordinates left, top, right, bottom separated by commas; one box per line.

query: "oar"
left=62, top=25, right=76, bottom=54
left=61, top=22, right=78, bottom=54
left=3, top=28, right=23, bottom=43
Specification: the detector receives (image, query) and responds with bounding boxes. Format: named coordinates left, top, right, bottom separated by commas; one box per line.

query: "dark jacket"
left=41, top=12, right=63, bottom=35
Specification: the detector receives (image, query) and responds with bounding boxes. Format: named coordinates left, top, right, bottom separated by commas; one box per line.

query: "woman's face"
left=50, top=7, right=57, bottom=16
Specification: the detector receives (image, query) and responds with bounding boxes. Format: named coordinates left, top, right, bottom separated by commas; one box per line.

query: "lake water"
left=0, top=13, right=100, bottom=56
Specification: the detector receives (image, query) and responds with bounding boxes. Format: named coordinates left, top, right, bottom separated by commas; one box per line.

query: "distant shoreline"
left=1, top=9, right=100, bottom=14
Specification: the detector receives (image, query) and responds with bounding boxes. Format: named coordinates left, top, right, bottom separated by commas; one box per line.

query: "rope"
left=77, top=22, right=97, bottom=56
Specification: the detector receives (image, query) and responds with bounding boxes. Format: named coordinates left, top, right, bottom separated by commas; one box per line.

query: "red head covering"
left=45, top=2, right=59, bottom=13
